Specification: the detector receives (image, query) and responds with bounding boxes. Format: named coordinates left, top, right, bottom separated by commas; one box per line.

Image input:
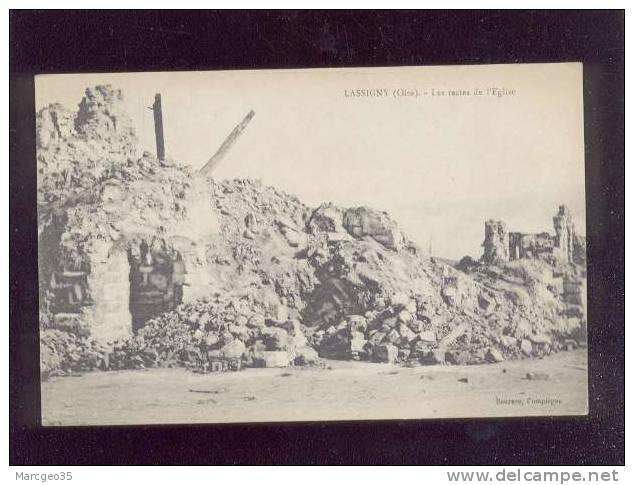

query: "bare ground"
left=41, top=349, right=587, bottom=426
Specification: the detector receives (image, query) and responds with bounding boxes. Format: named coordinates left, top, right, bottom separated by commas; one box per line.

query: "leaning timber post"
left=153, top=93, right=165, bottom=160
left=199, top=110, right=255, bottom=176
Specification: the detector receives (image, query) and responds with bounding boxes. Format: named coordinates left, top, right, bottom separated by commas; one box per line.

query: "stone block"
left=219, top=340, right=246, bottom=359
left=386, top=328, right=400, bottom=344
left=500, top=335, right=517, bottom=348
left=529, top=334, right=552, bottom=345
left=252, top=350, right=291, bottom=368
left=520, top=339, right=533, bottom=356
left=398, top=324, right=417, bottom=343
left=445, top=349, right=471, bottom=365
left=418, top=330, right=437, bottom=343
left=350, top=337, right=367, bottom=353
left=486, top=347, right=505, bottom=363
left=294, top=346, right=319, bottom=365
left=375, top=343, right=397, bottom=363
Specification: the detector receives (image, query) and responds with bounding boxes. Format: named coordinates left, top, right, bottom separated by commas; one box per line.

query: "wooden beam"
left=199, top=110, right=255, bottom=176
left=153, top=93, right=165, bottom=160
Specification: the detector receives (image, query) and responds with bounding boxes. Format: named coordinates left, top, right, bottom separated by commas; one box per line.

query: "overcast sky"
left=36, top=63, right=586, bottom=260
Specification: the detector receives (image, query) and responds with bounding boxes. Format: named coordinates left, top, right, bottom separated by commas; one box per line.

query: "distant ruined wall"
left=553, top=205, right=576, bottom=264
left=481, top=220, right=509, bottom=264
left=509, top=231, right=554, bottom=260
left=482, top=205, right=584, bottom=267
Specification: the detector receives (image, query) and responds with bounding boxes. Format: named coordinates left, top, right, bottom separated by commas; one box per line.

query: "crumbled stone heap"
left=107, top=294, right=319, bottom=370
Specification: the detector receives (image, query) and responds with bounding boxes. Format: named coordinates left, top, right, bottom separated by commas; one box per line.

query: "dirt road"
left=41, top=349, right=587, bottom=426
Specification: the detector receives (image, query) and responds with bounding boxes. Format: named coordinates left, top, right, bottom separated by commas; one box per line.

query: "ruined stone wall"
left=481, top=220, right=509, bottom=263
left=38, top=85, right=218, bottom=344
left=553, top=205, right=575, bottom=263
left=40, top=219, right=216, bottom=345
left=82, top=249, right=132, bottom=342
left=73, top=224, right=213, bottom=343
left=483, top=205, right=584, bottom=267
left=509, top=231, right=555, bottom=260
left=168, top=177, right=216, bottom=302
left=508, top=232, right=521, bottom=260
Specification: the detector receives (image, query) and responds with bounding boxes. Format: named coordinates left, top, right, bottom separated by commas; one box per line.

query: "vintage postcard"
left=36, top=63, right=587, bottom=425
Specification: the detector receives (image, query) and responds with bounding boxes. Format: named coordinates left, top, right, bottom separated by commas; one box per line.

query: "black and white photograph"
left=35, top=64, right=588, bottom=425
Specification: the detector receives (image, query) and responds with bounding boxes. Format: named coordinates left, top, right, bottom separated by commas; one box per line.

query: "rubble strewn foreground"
left=37, top=85, right=587, bottom=379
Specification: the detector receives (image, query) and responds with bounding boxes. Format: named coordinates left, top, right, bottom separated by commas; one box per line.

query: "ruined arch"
left=127, top=238, right=185, bottom=332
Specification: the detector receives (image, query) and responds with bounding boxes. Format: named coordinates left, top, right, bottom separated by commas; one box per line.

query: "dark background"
left=10, top=10, right=625, bottom=465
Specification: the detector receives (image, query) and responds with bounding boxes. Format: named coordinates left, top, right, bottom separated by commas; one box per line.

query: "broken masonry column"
left=553, top=205, right=575, bottom=263
left=152, top=93, right=165, bottom=160
left=481, top=220, right=509, bottom=264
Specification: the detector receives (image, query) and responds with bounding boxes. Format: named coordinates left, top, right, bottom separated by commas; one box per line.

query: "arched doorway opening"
left=127, top=239, right=185, bottom=333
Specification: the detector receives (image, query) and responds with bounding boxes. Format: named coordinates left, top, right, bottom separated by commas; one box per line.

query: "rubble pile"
left=206, top=177, right=318, bottom=312
left=107, top=294, right=318, bottom=371
left=40, top=329, right=111, bottom=379
left=306, top=253, right=579, bottom=365
left=37, top=84, right=588, bottom=377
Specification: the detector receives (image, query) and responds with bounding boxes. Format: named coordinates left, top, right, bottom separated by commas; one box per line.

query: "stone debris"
left=524, top=372, right=550, bottom=381
left=189, top=388, right=227, bottom=394
left=106, top=295, right=317, bottom=371
left=252, top=351, right=292, bottom=368
left=37, top=84, right=588, bottom=377
left=485, top=347, right=505, bottom=363
left=342, top=207, right=404, bottom=250
left=520, top=339, right=534, bottom=356
left=40, top=329, right=111, bottom=379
